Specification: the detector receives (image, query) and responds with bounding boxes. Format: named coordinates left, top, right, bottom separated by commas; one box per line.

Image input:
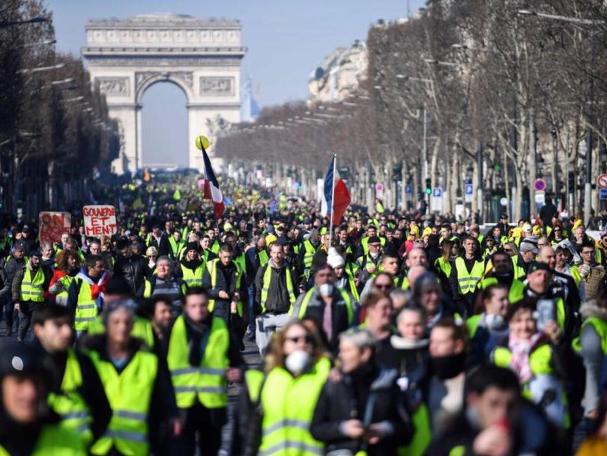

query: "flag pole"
left=329, top=154, right=337, bottom=247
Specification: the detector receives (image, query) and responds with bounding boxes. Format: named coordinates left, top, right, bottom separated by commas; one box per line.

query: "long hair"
left=56, top=249, right=80, bottom=272
left=264, top=320, right=323, bottom=372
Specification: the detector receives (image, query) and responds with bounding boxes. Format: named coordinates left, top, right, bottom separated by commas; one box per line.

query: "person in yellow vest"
left=449, top=236, right=486, bottom=317
left=168, top=230, right=186, bottom=261
left=11, top=250, right=52, bottom=342
left=310, top=327, right=412, bottom=455
left=467, top=284, right=510, bottom=366
left=254, top=242, right=298, bottom=355
left=168, top=287, right=244, bottom=455
left=327, top=248, right=360, bottom=303
left=32, top=304, right=112, bottom=445
left=177, top=242, right=205, bottom=291
left=290, top=264, right=355, bottom=354
left=237, top=320, right=330, bottom=456
left=476, top=249, right=526, bottom=305
left=52, top=255, right=108, bottom=335
left=81, top=300, right=180, bottom=456
left=0, top=341, right=87, bottom=455
left=491, top=300, right=569, bottom=429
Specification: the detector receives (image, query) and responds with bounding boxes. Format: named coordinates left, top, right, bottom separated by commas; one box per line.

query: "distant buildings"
left=308, top=40, right=368, bottom=103
left=241, top=75, right=261, bottom=122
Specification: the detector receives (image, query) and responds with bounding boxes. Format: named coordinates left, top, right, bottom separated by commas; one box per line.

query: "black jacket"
left=113, top=254, right=147, bottom=298
left=310, top=365, right=412, bottom=456
left=202, top=260, right=246, bottom=317
left=148, top=233, right=170, bottom=257
left=254, top=262, right=296, bottom=315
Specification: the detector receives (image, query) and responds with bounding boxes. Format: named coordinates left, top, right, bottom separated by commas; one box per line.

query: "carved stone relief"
left=96, top=77, right=130, bottom=96
left=199, top=76, right=234, bottom=96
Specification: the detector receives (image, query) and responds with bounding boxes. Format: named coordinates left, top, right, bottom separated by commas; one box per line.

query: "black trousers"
left=18, top=301, right=42, bottom=341
left=171, top=403, right=227, bottom=456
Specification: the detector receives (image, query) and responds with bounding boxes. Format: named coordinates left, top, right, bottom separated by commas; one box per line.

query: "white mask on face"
left=319, top=283, right=334, bottom=297
left=285, top=350, right=311, bottom=375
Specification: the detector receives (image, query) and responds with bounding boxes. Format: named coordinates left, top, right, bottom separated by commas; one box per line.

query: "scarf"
left=508, top=332, right=543, bottom=383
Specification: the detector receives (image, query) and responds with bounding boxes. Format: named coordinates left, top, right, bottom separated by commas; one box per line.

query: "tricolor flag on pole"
left=195, top=135, right=225, bottom=219
left=322, top=155, right=351, bottom=228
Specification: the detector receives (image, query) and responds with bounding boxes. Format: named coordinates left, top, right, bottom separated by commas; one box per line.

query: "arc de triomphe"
left=82, top=13, right=246, bottom=174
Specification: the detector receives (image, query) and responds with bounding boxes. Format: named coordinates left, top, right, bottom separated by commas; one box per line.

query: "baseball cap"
left=520, top=238, right=539, bottom=255
left=0, top=341, right=51, bottom=382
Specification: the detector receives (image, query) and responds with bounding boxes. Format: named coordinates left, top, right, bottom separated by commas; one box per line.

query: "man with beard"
left=476, top=249, right=526, bottom=304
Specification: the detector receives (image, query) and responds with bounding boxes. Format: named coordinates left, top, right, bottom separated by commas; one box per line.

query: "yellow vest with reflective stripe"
left=48, top=349, right=92, bottom=442
left=254, top=363, right=329, bottom=456
left=180, top=263, right=205, bottom=289
left=302, top=240, right=316, bottom=270
left=89, top=349, right=157, bottom=456
left=55, top=275, right=75, bottom=306
left=167, top=315, right=229, bottom=409
left=21, top=267, right=45, bottom=302
left=260, top=265, right=296, bottom=313
left=206, top=259, right=243, bottom=315
left=74, top=279, right=98, bottom=332
left=454, top=257, right=484, bottom=295
left=294, top=288, right=354, bottom=324
left=0, top=424, right=86, bottom=456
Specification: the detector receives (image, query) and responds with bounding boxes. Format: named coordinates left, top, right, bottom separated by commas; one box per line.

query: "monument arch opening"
left=141, top=80, right=188, bottom=167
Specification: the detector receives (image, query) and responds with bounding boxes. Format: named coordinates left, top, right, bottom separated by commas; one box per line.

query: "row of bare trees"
left=217, top=0, right=607, bottom=222
left=0, top=0, right=119, bottom=220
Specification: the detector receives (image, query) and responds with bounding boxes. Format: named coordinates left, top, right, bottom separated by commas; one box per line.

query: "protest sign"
left=83, top=205, right=118, bottom=237
left=39, top=212, right=71, bottom=244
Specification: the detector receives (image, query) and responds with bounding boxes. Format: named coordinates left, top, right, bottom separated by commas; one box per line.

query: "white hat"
left=327, top=247, right=345, bottom=268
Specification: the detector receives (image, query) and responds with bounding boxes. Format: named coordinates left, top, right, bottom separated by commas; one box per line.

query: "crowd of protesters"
left=1, top=176, right=607, bottom=455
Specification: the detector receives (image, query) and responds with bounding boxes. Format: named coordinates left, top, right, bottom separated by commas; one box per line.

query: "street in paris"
left=1, top=0, right=607, bottom=455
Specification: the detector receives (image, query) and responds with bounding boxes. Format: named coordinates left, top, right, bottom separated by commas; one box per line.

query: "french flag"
left=201, top=145, right=225, bottom=219
left=322, top=156, right=351, bottom=225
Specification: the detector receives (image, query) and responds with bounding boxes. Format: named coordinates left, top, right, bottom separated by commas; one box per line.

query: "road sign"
left=433, top=187, right=442, bottom=197
left=535, top=192, right=545, bottom=204
left=600, top=188, right=607, bottom=200
left=405, top=184, right=412, bottom=194
left=500, top=197, right=508, bottom=206
left=534, top=178, right=547, bottom=192
left=464, top=183, right=473, bottom=195
left=598, top=174, right=607, bottom=189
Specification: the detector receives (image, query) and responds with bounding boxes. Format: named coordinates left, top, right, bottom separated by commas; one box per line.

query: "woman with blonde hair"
left=237, top=320, right=330, bottom=456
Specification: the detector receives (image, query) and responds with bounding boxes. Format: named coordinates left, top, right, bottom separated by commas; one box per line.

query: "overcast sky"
left=46, top=0, right=425, bottom=165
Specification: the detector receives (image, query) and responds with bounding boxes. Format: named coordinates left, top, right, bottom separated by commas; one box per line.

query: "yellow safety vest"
left=21, top=267, right=45, bottom=302
left=293, top=288, right=354, bottom=324
left=55, top=275, right=75, bottom=306
left=89, top=349, right=158, bottom=456
left=454, top=257, right=484, bottom=295
left=302, top=240, right=316, bottom=270
left=260, top=265, right=296, bottom=313
left=245, top=360, right=330, bottom=456
left=435, top=256, right=452, bottom=278
left=180, top=263, right=205, bottom=289
left=88, top=316, right=155, bottom=349
left=48, top=349, right=92, bottom=443
left=0, top=424, right=86, bottom=456
left=573, top=317, right=607, bottom=354
left=206, top=259, right=243, bottom=316
left=74, top=279, right=98, bottom=332
left=167, top=315, right=229, bottom=409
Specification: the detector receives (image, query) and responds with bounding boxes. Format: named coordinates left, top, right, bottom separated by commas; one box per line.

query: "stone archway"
left=82, top=13, right=246, bottom=174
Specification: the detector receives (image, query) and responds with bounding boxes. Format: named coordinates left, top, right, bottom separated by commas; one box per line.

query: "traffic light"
left=568, top=171, right=575, bottom=191
left=392, top=164, right=402, bottom=182
left=425, top=177, right=432, bottom=195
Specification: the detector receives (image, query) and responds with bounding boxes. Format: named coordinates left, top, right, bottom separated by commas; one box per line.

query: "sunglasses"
left=285, top=335, right=313, bottom=344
